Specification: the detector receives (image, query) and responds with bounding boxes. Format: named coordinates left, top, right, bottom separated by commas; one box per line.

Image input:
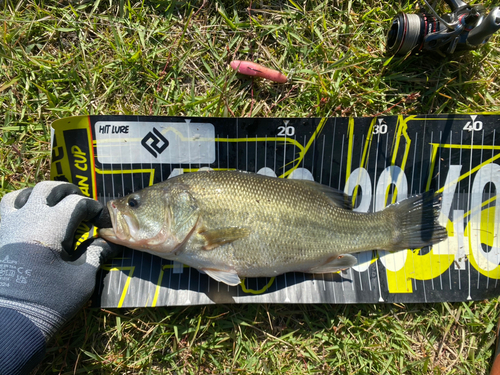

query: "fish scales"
left=179, top=172, right=390, bottom=261
left=100, top=170, right=447, bottom=285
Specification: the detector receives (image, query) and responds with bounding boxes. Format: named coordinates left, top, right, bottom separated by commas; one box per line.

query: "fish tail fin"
left=384, top=191, right=448, bottom=251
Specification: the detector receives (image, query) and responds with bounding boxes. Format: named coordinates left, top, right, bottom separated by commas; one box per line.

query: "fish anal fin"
left=202, top=268, right=241, bottom=286
left=309, top=254, right=358, bottom=274
left=200, top=227, right=251, bottom=251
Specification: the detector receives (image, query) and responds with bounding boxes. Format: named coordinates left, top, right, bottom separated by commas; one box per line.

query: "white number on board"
left=277, top=126, right=295, bottom=136
left=372, top=124, right=388, bottom=134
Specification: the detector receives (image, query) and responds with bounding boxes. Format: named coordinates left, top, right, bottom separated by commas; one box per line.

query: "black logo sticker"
left=141, top=128, right=169, bottom=158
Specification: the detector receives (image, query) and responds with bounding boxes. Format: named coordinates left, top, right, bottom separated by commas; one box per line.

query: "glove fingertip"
left=14, top=188, right=34, bottom=209
left=0, top=188, right=31, bottom=215
left=46, top=183, right=83, bottom=207
left=91, top=206, right=112, bottom=229
left=86, top=239, right=122, bottom=268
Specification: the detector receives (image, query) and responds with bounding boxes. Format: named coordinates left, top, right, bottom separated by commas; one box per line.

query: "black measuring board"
left=50, top=114, right=500, bottom=307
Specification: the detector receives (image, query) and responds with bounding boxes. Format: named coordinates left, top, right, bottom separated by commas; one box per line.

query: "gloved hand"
left=0, top=181, right=116, bottom=341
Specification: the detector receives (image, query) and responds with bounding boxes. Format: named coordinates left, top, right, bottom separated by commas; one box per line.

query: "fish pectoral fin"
left=308, top=254, right=358, bottom=274
left=202, top=268, right=241, bottom=286
left=199, top=227, right=251, bottom=251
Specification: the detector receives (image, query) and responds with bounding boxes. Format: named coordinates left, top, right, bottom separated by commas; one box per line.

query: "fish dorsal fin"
left=293, top=180, right=352, bottom=210
left=308, top=254, right=358, bottom=274
left=202, top=268, right=241, bottom=286
left=199, top=227, right=251, bottom=251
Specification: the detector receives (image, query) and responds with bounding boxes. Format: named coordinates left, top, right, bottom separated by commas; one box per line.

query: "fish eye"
left=127, top=195, right=140, bottom=209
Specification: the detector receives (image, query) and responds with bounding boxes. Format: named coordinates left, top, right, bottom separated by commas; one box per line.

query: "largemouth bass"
left=99, top=170, right=447, bottom=286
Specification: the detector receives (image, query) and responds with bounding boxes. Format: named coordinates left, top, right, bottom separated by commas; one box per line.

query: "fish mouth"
left=98, top=201, right=119, bottom=241
left=98, top=227, right=117, bottom=241
left=99, top=201, right=139, bottom=244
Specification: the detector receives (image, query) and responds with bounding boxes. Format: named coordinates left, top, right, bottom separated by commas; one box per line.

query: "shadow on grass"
left=381, top=49, right=490, bottom=114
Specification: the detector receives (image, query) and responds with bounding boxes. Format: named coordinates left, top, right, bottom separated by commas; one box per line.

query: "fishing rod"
left=386, top=0, right=500, bottom=54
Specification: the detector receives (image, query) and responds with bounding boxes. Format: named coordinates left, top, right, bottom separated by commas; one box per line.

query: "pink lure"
left=230, top=60, right=287, bottom=83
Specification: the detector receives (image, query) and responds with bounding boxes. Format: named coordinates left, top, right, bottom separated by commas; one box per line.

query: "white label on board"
left=95, top=120, right=216, bottom=164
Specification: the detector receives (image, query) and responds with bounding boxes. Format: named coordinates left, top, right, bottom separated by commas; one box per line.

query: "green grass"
left=40, top=302, right=500, bottom=374
left=1, top=0, right=500, bottom=373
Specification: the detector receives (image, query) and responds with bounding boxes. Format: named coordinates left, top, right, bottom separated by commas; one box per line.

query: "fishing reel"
left=386, top=0, right=500, bottom=55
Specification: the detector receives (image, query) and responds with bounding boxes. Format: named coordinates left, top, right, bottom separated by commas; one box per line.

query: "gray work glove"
left=0, top=181, right=116, bottom=341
